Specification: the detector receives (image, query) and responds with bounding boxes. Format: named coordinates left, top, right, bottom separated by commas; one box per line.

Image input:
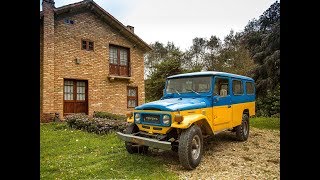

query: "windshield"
left=166, top=76, right=212, bottom=94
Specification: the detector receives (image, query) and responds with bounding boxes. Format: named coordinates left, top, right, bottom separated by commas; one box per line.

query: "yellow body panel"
left=230, top=101, right=255, bottom=127
left=136, top=124, right=172, bottom=134
left=212, top=105, right=232, bottom=132
left=127, top=117, right=134, bottom=123
left=127, top=101, right=255, bottom=135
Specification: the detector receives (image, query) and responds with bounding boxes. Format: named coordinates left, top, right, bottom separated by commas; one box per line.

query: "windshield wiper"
left=187, top=89, right=200, bottom=95
left=173, top=88, right=181, bottom=95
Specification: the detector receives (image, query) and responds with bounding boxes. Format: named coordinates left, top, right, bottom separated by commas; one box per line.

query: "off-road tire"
left=178, top=124, right=203, bottom=170
left=124, top=124, right=149, bottom=154
left=235, top=113, right=249, bottom=141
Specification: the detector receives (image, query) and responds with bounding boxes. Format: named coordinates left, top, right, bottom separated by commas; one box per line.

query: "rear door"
left=230, top=78, right=245, bottom=126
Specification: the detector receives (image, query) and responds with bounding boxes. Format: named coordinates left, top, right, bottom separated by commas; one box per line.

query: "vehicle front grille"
left=142, top=114, right=161, bottom=124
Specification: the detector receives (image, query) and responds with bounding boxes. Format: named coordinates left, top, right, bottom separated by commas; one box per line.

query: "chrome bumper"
left=116, top=132, right=172, bottom=150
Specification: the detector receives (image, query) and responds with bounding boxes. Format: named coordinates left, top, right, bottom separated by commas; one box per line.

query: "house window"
left=64, top=19, right=74, bottom=24
left=232, top=80, right=244, bottom=95
left=127, top=87, right=138, bottom=108
left=82, top=40, right=94, bottom=51
left=109, top=45, right=130, bottom=76
left=246, top=82, right=255, bottom=95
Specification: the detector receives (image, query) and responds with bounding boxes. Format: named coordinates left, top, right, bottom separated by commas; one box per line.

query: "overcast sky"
left=41, top=0, right=277, bottom=50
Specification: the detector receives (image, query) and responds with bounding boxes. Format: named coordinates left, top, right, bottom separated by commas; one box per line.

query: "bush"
left=256, top=85, right=280, bottom=117
left=65, top=114, right=129, bottom=135
left=93, top=111, right=127, bottom=121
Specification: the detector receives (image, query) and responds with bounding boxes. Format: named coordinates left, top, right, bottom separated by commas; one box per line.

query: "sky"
left=40, top=0, right=277, bottom=50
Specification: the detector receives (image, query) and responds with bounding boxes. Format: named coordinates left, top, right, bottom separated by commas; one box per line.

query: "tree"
left=215, top=30, right=256, bottom=76
left=145, top=42, right=184, bottom=101
left=144, top=41, right=181, bottom=78
left=204, top=35, right=222, bottom=71
left=242, top=1, right=280, bottom=96
left=182, top=37, right=207, bottom=71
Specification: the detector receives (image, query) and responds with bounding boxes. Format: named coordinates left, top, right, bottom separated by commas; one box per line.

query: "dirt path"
left=149, top=128, right=280, bottom=180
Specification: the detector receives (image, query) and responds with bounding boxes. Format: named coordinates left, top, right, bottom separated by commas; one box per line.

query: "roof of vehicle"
left=167, top=71, right=254, bottom=81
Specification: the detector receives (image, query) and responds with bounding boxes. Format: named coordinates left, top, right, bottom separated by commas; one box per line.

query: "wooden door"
left=63, top=79, right=88, bottom=116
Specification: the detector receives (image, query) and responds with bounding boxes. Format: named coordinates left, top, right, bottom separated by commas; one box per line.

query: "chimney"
left=42, top=0, right=55, bottom=9
left=41, top=0, right=55, bottom=118
left=126, top=25, right=134, bottom=33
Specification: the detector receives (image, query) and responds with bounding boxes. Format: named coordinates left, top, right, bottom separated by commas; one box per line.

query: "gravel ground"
left=148, top=127, right=280, bottom=180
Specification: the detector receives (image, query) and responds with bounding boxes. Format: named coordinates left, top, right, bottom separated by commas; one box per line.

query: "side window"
left=214, top=77, right=229, bottom=97
left=246, top=82, right=255, bottom=95
left=232, top=80, right=244, bottom=95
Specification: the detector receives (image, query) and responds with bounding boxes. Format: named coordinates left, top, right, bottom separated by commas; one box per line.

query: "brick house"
left=40, top=0, right=152, bottom=121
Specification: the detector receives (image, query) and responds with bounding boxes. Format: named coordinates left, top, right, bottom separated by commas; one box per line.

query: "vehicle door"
left=212, top=76, right=232, bottom=131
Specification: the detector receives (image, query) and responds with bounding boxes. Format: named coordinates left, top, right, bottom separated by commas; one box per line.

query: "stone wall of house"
left=41, top=0, right=56, bottom=121
left=40, top=20, right=43, bottom=118
left=41, top=5, right=146, bottom=120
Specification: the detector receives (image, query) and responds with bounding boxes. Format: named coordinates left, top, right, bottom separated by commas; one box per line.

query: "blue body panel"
left=135, top=97, right=211, bottom=111
left=135, top=71, right=255, bottom=111
left=168, top=71, right=254, bottom=81
left=230, top=78, right=255, bottom=104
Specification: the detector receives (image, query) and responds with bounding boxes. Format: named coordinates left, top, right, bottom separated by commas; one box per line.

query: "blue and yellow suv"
left=117, top=71, right=255, bottom=169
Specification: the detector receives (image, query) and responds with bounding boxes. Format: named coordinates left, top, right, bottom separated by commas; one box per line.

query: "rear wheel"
left=178, top=125, right=203, bottom=170
left=235, top=113, right=249, bottom=141
left=124, top=124, right=149, bottom=154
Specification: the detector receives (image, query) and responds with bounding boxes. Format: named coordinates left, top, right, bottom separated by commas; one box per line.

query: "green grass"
left=40, top=123, right=177, bottom=180
left=250, top=117, right=280, bottom=130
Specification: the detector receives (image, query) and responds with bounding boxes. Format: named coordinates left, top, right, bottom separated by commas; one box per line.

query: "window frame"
left=245, top=81, right=255, bottom=95
left=109, top=46, right=118, bottom=64
left=109, top=44, right=130, bottom=76
left=109, top=45, right=129, bottom=66
left=63, top=79, right=87, bottom=102
left=64, top=19, right=74, bottom=25
left=127, top=86, right=138, bottom=108
left=213, top=76, right=230, bottom=97
left=81, top=39, right=94, bottom=51
left=232, top=79, right=244, bottom=96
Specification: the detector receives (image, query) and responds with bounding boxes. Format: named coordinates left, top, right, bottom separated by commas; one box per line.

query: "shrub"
left=93, top=111, right=127, bottom=121
left=256, top=85, right=280, bottom=117
left=65, top=114, right=128, bottom=135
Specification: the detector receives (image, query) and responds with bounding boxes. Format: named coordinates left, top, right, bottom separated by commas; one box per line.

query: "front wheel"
left=178, top=125, right=203, bottom=170
left=235, top=113, right=249, bottom=141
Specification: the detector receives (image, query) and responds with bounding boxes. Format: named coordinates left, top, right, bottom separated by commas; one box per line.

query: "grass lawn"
left=250, top=117, right=280, bottom=130
left=40, top=123, right=178, bottom=179
left=41, top=117, right=279, bottom=179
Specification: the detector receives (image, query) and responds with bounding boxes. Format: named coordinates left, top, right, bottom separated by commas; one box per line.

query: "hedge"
left=65, top=114, right=128, bottom=135
left=93, top=111, right=127, bottom=121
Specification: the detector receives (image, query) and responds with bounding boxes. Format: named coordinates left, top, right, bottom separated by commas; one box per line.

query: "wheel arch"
left=243, top=109, right=249, bottom=116
left=194, top=118, right=214, bottom=135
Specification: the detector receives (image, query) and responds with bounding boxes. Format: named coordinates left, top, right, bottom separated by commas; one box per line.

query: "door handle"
left=228, top=105, right=231, bottom=108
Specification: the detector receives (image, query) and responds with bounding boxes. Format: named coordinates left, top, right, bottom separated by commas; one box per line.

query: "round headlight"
left=163, top=115, right=170, bottom=125
left=135, top=113, right=140, bottom=123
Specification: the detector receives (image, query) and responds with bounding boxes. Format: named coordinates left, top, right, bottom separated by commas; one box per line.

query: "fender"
left=127, top=117, right=134, bottom=123
left=171, top=114, right=210, bottom=129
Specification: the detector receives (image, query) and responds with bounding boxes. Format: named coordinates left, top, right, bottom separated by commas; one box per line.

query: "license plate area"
left=143, top=114, right=161, bottom=124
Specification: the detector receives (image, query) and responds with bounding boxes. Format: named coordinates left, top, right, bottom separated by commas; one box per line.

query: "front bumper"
left=116, top=132, right=172, bottom=150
